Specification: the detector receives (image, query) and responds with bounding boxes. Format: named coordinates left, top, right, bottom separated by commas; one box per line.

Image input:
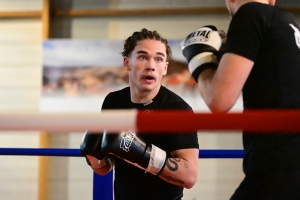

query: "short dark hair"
left=121, top=28, right=172, bottom=61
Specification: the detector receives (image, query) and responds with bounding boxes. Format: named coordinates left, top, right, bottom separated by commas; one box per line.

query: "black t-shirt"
left=101, top=85, right=199, bottom=200
left=225, top=2, right=300, bottom=174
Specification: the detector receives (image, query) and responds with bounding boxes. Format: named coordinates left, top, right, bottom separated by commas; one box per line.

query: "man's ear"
left=163, top=62, right=169, bottom=75
left=123, top=57, right=130, bottom=71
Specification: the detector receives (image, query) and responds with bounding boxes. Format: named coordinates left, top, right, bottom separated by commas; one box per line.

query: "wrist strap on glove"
left=189, top=52, right=218, bottom=81
left=145, top=144, right=167, bottom=175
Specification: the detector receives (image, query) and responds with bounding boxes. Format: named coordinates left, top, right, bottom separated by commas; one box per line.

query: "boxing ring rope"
left=0, top=109, right=300, bottom=132
left=0, top=148, right=245, bottom=158
left=0, top=109, right=299, bottom=200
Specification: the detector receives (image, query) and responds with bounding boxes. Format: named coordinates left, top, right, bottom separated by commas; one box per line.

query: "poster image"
left=40, top=39, right=207, bottom=112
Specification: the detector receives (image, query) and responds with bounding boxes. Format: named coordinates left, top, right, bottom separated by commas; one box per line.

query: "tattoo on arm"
left=184, top=160, right=189, bottom=168
left=161, top=158, right=189, bottom=185
left=166, top=158, right=180, bottom=171
left=160, top=174, right=184, bottom=184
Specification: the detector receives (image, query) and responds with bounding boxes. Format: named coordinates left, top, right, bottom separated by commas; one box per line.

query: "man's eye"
left=139, top=56, right=147, bottom=60
left=155, top=57, right=163, bottom=62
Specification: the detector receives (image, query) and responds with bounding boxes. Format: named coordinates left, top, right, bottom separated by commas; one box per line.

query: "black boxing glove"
left=181, top=25, right=224, bottom=82
left=101, top=130, right=167, bottom=175
left=80, top=130, right=105, bottom=161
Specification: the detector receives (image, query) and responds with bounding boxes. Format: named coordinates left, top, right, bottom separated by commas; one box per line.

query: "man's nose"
left=146, top=59, right=155, bottom=71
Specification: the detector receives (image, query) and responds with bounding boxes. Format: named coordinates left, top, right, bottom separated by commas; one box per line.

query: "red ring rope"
left=137, top=109, right=300, bottom=133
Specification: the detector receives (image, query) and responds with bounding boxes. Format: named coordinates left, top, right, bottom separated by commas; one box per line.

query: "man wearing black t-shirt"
left=80, top=28, right=199, bottom=200
left=181, top=0, right=300, bottom=199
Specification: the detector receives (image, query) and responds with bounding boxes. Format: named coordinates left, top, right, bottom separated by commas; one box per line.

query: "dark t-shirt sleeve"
left=225, top=3, right=267, bottom=61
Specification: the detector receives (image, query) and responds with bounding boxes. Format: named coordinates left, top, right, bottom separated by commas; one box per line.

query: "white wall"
left=0, top=0, right=42, bottom=199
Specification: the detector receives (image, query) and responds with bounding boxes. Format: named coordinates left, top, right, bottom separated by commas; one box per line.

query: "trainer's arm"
left=158, top=148, right=199, bottom=189
left=197, top=53, right=253, bottom=112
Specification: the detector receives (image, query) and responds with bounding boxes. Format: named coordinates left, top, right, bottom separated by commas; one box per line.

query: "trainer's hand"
left=181, top=25, right=223, bottom=82
left=217, top=30, right=227, bottom=61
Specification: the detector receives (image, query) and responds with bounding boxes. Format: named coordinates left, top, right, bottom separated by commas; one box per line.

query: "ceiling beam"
left=0, top=7, right=299, bottom=19
left=0, top=11, right=41, bottom=18
left=52, top=7, right=229, bottom=17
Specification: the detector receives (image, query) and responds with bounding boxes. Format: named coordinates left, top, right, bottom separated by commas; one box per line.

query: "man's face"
left=124, top=39, right=168, bottom=94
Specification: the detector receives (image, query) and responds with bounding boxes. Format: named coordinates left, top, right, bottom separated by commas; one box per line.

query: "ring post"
left=93, top=171, right=113, bottom=200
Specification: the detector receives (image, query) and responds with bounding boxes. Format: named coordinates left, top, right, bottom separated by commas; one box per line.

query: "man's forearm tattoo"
left=161, top=158, right=187, bottom=185
left=166, top=158, right=180, bottom=171
left=160, top=174, right=184, bottom=184
left=184, top=160, right=189, bottom=168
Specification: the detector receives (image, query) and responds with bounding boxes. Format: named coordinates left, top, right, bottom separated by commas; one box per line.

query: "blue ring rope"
left=0, top=148, right=82, bottom=157
left=0, top=148, right=245, bottom=158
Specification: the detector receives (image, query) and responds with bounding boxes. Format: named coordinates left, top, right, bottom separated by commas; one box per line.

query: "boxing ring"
left=0, top=110, right=299, bottom=200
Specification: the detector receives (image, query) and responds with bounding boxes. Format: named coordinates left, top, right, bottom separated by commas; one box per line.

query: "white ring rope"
left=0, top=110, right=137, bottom=132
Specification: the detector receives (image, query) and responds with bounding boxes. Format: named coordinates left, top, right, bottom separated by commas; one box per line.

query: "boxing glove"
left=80, top=130, right=105, bottom=160
left=101, top=130, right=167, bottom=175
left=181, top=25, right=223, bottom=82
